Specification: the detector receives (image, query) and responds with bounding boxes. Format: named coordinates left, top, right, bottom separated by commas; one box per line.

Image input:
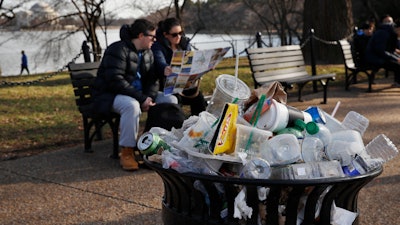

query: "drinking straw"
left=234, top=40, right=239, bottom=93
left=245, top=94, right=266, bottom=152
left=331, top=101, right=341, bottom=117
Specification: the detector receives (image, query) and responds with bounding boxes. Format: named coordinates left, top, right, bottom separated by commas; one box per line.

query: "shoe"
left=391, top=82, right=400, bottom=88
left=119, top=147, right=139, bottom=171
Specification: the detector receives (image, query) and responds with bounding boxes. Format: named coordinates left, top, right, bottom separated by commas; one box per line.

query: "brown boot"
left=119, top=147, right=139, bottom=171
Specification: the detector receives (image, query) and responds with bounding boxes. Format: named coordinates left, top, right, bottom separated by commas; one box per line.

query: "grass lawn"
left=0, top=57, right=347, bottom=160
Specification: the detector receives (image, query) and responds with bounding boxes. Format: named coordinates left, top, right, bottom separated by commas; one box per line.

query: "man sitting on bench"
left=92, top=19, right=177, bottom=171
left=365, top=15, right=400, bottom=87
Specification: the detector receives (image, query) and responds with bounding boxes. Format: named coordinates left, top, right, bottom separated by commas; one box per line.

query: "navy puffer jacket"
left=92, top=26, right=159, bottom=115
left=365, top=24, right=399, bottom=66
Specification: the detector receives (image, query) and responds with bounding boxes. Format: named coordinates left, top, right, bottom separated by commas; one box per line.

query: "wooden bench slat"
left=67, top=62, right=120, bottom=158
left=68, top=61, right=100, bottom=71
left=246, top=45, right=336, bottom=103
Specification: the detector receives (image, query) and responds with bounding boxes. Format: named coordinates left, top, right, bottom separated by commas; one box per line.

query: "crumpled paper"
left=234, top=187, right=253, bottom=220
left=244, top=81, right=287, bottom=112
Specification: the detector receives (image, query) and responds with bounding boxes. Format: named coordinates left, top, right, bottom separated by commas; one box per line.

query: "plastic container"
left=322, top=111, right=346, bottom=133
left=206, top=74, right=251, bottom=117
left=342, top=111, right=369, bottom=136
left=260, top=133, right=301, bottom=166
left=304, top=106, right=327, bottom=124
left=365, top=134, right=399, bottom=164
left=256, top=99, right=312, bottom=132
left=235, top=124, right=273, bottom=159
left=270, top=160, right=344, bottom=180
left=301, top=136, right=325, bottom=162
left=331, top=130, right=365, bottom=156
left=342, top=155, right=369, bottom=176
left=305, top=122, right=332, bottom=149
left=325, top=140, right=354, bottom=166
left=276, top=119, right=306, bottom=140
left=240, top=158, right=271, bottom=179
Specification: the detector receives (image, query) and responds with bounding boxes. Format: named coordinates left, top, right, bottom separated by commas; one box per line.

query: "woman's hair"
left=159, top=17, right=181, bottom=33
left=129, top=19, right=156, bottom=38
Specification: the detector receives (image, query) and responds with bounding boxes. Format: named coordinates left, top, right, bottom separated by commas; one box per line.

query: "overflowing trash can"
left=141, top=78, right=397, bottom=225
left=144, top=157, right=382, bottom=225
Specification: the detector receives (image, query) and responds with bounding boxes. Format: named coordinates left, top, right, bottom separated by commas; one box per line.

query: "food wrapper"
left=209, top=103, right=238, bottom=154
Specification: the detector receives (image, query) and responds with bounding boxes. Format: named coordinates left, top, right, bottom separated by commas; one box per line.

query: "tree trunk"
left=302, top=0, right=354, bottom=64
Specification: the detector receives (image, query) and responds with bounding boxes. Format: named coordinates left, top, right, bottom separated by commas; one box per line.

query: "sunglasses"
left=168, top=31, right=183, bottom=37
left=144, top=33, right=156, bottom=41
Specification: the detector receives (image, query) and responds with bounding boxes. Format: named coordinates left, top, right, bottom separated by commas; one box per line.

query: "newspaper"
left=163, top=47, right=230, bottom=95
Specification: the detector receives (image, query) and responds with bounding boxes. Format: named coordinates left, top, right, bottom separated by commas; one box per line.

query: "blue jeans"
left=112, top=92, right=177, bottom=148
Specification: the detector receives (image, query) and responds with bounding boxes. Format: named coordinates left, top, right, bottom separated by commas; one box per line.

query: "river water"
left=0, top=29, right=282, bottom=76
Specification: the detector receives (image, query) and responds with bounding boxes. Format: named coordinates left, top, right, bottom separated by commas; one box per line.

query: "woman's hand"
left=164, top=66, right=172, bottom=76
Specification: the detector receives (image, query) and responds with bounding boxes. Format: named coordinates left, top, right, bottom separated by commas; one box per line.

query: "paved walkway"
left=1, top=77, right=399, bottom=225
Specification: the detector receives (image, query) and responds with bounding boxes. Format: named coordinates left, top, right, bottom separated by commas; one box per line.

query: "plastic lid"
left=216, top=74, right=251, bottom=100
left=294, top=119, right=306, bottom=131
left=306, top=121, right=319, bottom=135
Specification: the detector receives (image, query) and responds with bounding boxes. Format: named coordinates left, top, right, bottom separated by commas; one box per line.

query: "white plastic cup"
left=342, top=111, right=369, bottom=136
left=366, top=134, right=399, bottom=163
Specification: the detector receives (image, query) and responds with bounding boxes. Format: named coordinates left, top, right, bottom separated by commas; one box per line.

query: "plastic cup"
left=235, top=124, right=273, bottom=159
left=206, top=74, right=251, bottom=117
left=342, top=111, right=369, bottom=136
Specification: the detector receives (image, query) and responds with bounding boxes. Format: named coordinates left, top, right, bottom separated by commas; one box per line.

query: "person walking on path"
left=81, top=41, right=91, bottom=62
left=92, top=19, right=177, bottom=171
left=20, top=50, right=30, bottom=75
left=152, top=17, right=207, bottom=116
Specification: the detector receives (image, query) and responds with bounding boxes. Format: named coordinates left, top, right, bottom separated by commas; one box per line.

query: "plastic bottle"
left=276, top=119, right=306, bottom=140
left=304, top=121, right=332, bottom=150
left=260, top=133, right=301, bottom=166
left=301, top=136, right=325, bottom=162
left=342, top=111, right=369, bottom=136
left=364, top=134, right=399, bottom=167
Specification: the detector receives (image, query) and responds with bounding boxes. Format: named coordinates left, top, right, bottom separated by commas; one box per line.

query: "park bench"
left=246, top=45, right=336, bottom=104
left=67, top=61, right=120, bottom=158
left=337, top=39, right=391, bottom=92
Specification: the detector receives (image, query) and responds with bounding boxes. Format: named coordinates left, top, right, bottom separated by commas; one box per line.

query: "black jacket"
left=365, top=24, right=399, bottom=66
left=92, top=27, right=159, bottom=115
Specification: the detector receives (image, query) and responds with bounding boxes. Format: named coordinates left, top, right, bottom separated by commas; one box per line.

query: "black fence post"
left=256, top=32, right=262, bottom=48
left=309, top=29, right=318, bottom=93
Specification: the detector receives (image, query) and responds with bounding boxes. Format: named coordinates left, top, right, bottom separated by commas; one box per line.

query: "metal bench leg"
left=82, top=116, right=94, bottom=153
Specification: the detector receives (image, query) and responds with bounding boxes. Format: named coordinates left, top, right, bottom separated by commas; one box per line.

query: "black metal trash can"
left=144, top=158, right=382, bottom=225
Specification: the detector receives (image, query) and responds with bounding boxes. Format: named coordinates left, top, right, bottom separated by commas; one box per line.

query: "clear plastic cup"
left=342, top=111, right=369, bottom=136
left=366, top=134, right=399, bottom=163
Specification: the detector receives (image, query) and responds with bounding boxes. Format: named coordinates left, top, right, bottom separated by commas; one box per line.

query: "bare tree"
left=0, top=0, right=30, bottom=25
left=70, top=0, right=105, bottom=61
left=243, top=0, right=304, bottom=46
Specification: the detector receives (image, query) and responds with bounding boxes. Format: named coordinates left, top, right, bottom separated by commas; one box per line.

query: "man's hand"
left=141, top=97, right=156, bottom=112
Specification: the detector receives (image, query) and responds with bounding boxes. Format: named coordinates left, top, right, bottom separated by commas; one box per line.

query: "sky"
left=104, top=0, right=172, bottom=19
left=11, top=0, right=173, bottom=19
